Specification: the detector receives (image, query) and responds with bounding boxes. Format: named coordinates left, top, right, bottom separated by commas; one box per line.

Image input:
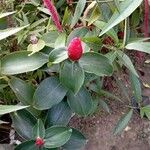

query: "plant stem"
left=122, top=18, right=127, bottom=48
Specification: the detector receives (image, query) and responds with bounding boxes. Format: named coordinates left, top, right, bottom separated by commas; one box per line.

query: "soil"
left=70, top=63, right=150, bottom=150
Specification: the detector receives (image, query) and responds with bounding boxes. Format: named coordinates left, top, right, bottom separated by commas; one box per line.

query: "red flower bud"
left=67, top=37, right=83, bottom=61
left=35, top=137, right=44, bottom=147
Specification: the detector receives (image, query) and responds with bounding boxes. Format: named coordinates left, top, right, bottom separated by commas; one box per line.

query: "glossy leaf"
left=37, top=7, right=50, bottom=15
left=0, top=11, right=16, bottom=19
left=46, top=101, right=72, bottom=126
left=54, top=33, right=66, bottom=48
left=15, top=140, right=37, bottom=150
left=0, top=25, right=29, bottom=41
left=99, top=100, right=110, bottom=113
left=11, top=109, right=37, bottom=139
left=33, top=77, right=67, bottom=110
left=42, top=31, right=59, bottom=47
left=67, top=88, right=93, bottom=116
left=49, top=47, right=68, bottom=64
left=114, top=0, right=121, bottom=13
left=9, top=77, right=40, bottom=117
left=67, top=27, right=88, bottom=45
left=99, top=90, right=122, bottom=103
left=126, top=42, right=150, bottom=54
left=129, top=71, right=142, bottom=103
left=94, top=20, right=119, bottom=43
left=81, top=36, right=102, bottom=51
left=62, top=129, right=86, bottom=150
left=140, top=105, right=150, bottom=119
left=0, top=105, right=28, bottom=115
left=117, top=50, right=138, bottom=77
left=99, top=0, right=143, bottom=36
left=1, top=51, right=48, bottom=75
left=88, top=5, right=100, bottom=26
left=0, top=84, right=8, bottom=90
left=79, top=52, right=113, bottom=76
left=33, top=119, right=45, bottom=139
left=113, top=109, right=133, bottom=135
left=71, top=0, right=86, bottom=28
left=9, top=77, right=35, bottom=105
left=44, top=126, right=72, bottom=148
left=60, top=61, right=85, bottom=94
left=27, top=39, right=45, bottom=56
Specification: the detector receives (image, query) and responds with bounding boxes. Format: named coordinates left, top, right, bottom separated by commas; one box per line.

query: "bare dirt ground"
left=70, top=63, right=150, bottom=150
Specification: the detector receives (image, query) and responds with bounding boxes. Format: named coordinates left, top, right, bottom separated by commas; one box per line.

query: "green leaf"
left=0, top=105, right=28, bottom=115
left=46, top=101, right=72, bottom=126
left=49, top=47, right=68, bottom=64
left=54, top=33, right=66, bottom=48
left=60, top=61, right=85, bottom=94
left=9, top=77, right=35, bottom=105
left=79, top=52, right=113, bottom=76
left=33, top=119, right=45, bottom=139
left=67, top=27, right=88, bottom=45
left=81, top=36, right=102, bottom=51
left=89, top=98, right=99, bottom=115
left=140, top=105, right=150, bottom=120
left=125, top=42, right=150, bottom=54
left=0, top=11, right=16, bottom=19
left=42, top=31, right=59, bottom=48
left=67, top=88, right=93, bottom=116
left=99, top=100, right=110, bottom=113
left=11, top=109, right=37, bottom=139
left=88, top=5, right=100, bottom=26
left=30, top=18, right=48, bottom=29
left=114, top=76, right=130, bottom=101
left=129, top=71, right=142, bottom=103
left=15, top=140, right=37, bottom=150
left=62, top=7, right=72, bottom=26
left=44, top=126, right=72, bottom=148
left=62, top=129, right=86, bottom=150
left=37, top=7, right=50, bottom=15
left=8, top=77, right=40, bottom=118
left=99, top=90, right=122, bottom=103
left=27, top=39, right=45, bottom=56
left=105, top=51, right=117, bottom=63
left=1, top=51, right=48, bottom=75
left=99, top=0, right=143, bottom=36
left=0, top=84, right=8, bottom=90
left=131, top=9, right=140, bottom=27
left=94, top=20, right=119, bottom=43
left=71, top=0, right=86, bottom=28
left=117, top=50, right=138, bottom=77
left=33, top=77, right=67, bottom=110
left=99, top=3, right=112, bottom=22
left=114, top=0, right=121, bottom=13
left=0, top=25, right=29, bottom=41
left=113, top=109, right=133, bottom=135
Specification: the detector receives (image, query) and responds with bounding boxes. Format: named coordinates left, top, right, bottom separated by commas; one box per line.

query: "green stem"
left=122, top=18, right=127, bottom=48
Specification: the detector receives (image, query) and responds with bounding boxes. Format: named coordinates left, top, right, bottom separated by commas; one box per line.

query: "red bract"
left=43, top=0, right=62, bottom=32
left=35, top=137, right=44, bottom=147
left=67, top=37, right=83, bottom=61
